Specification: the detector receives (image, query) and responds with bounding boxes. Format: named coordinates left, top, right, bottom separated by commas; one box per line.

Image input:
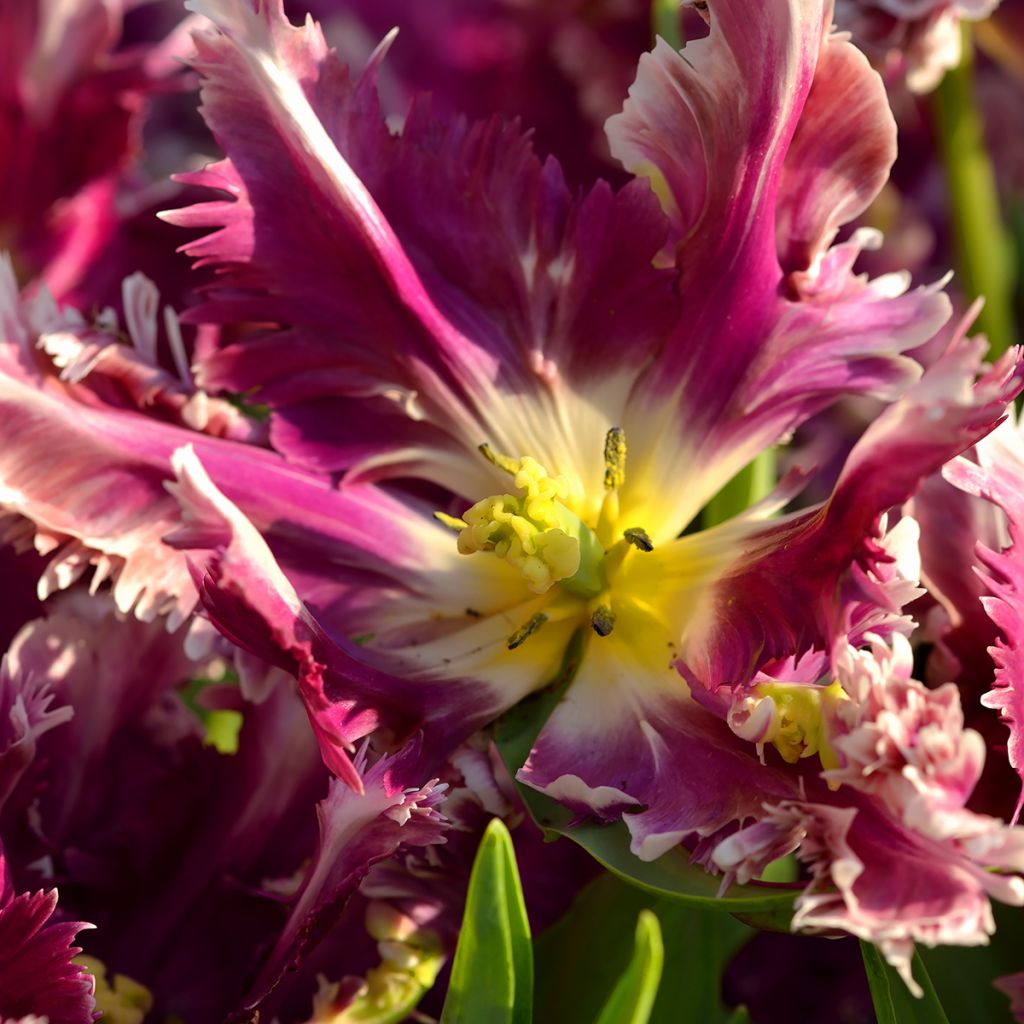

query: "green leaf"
left=595, top=910, right=664, bottom=1024
left=918, top=901, right=1022, bottom=1023
left=534, top=871, right=752, bottom=1024
left=724, top=1008, right=751, bottom=1024
left=860, top=942, right=951, bottom=1024
left=440, top=819, right=533, bottom=1024
left=562, top=819, right=797, bottom=914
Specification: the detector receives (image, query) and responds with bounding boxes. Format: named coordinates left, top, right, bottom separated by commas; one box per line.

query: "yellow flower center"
left=747, top=680, right=849, bottom=778
left=439, top=430, right=656, bottom=647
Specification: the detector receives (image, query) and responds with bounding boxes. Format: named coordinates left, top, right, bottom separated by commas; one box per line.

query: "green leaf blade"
left=860, top=942, right=951, bottom=1024
left=595, top=910, right=665, bottom=1024
left=440, top=819, right=533, bottom=1024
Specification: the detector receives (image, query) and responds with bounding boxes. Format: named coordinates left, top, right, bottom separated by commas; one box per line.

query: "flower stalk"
left=932, top=24, right=1017, bottom=358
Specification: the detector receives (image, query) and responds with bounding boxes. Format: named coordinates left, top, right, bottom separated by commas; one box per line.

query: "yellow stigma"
left=753, top=680, right=848, bottom=776
left=457, top=455, right=594, bottom=594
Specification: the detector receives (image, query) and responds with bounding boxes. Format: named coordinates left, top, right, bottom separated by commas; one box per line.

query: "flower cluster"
left=1, top=0, right=1023, bottom=1020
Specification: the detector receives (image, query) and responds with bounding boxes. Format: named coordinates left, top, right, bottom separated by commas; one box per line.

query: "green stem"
left=932, top=25, right=1017, bottom=357
left=652, top=0, right=683, bottom=49
left=702, top=449, right=777, bottom=528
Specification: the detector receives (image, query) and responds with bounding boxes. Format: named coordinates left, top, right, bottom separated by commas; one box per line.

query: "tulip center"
left=438, top=430, right=657, bottom=645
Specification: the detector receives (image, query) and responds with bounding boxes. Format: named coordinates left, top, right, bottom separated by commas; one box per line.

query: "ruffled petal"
left=167, top=446, right=538, bottom=789
left=765, top=797, right=1023, bottom=994
left=774, top=33, right=895, bottom=284
left=683, top=329, right=1024, bottom=690
left=604, top=0, right=950, bottom=532
left=0, top=262, right=452, bottom=632
left=240, top=745, right=448, bottom=1011
left=518, top=628, right=797, bottom=860
left=944, top=414, right=1024, bottom=823
left=165, top=0, right=677, bottom=480
left=0, top=846, right=96, bottom=1024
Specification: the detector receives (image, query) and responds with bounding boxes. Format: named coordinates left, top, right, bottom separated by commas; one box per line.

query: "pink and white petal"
left=945, top=414, right=1024, bottom=822
left=681, top=332, right=1024, bottom=691
left=518, top=630, right=797, bottom=860
left=36, top=272, right=261, bottom=441
left=771, top=798, right=1024, bottom=994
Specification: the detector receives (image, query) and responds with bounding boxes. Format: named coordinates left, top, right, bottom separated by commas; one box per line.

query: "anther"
left=479, top=443, right=520, bottom=475
left=434, top=511, right=467, bottom=531
left=623, top=527, right=653, bottom=552
left=591, top=605, right=616, bottom=637
left=507, top=613, right=549, bottom=650
left=603, top=427, right=627, bottom=490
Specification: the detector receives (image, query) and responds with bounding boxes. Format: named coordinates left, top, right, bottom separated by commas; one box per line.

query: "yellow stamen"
left=478, top=442, right=520, bottom=475
left=456, top=454, right=604, bottom=595
left=603, top=426, right=627, bottom=490
left=434, top=511, right=467, bottom=531
left=508, top=612, right=549, bottom=650
left=623, top=527, right=653, bottom=552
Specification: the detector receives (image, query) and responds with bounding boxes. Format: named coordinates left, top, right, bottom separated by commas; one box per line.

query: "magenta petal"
left=167, top=446, right=506, bottom=788
left=240, top=745, right=447, bottom=1011
left=518, top=640, right=797, bottom=859
left=165, top=0, right=677, bottom=477
left=775, top=30, right=895, bottom=283
left=0, top=847, right=96, bottom=1024
left=685, top=330, right=1024, bottom=691
left=607, top=0, right=949, bottom=502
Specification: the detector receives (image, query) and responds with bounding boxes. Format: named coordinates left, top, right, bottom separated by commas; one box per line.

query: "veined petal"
left=607, top=0, right=826, bottom=276
left=165, top=0, right=677, bottom=484
left=775, top=29, right=895, bottom=284
left=518, top=627, right=797, bottom=860
left=604, top=0, right=949, bottom=533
